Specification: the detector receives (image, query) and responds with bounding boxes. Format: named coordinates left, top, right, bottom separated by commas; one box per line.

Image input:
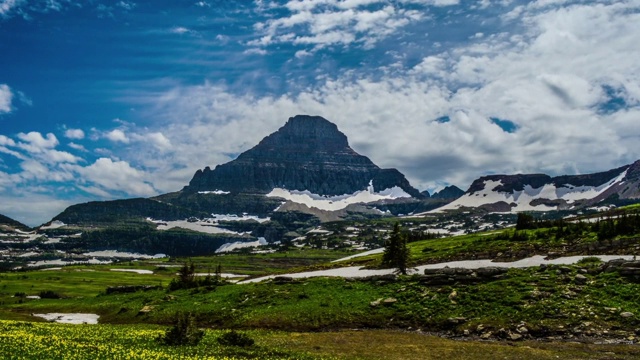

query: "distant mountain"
left=431, top=185, right=465, bottom=200
left=438, top=161, right=640, bottom=213
left=185, top=115, right=422, bottom=198
left=0, top=214, right=30, bottom=232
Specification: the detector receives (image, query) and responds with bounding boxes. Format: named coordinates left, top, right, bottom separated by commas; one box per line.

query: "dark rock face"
left=467, top=174, right=551, bottom=194
left=431, top=185, right=464, bottom=200
left=467, top=165, right=632, bottom=195
left=0, top=214, right=29, bottom=231
left=185, top=115, right=421, bottom=197
left=552, top=164, right=629, bottom=188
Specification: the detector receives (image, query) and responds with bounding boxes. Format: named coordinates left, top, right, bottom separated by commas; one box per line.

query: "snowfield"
left=435, top=170, right=628, bottom=213
left=215, top=237, right=268, bottom=253
left=266, top=181, right=411, bottom=211
left=148, top=214, right=270, bottom=235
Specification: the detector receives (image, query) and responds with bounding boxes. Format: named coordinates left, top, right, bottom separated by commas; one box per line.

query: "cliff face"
left=186, top=115, right=422, bottom=197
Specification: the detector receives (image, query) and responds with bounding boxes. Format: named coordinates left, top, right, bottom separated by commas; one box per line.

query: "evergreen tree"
left=382, top=223, right=409, bottom=275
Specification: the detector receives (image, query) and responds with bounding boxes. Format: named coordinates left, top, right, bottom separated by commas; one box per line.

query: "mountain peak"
left=186, top=115, right=421, bottom=197
left=249, top=115, right=350, bottom=155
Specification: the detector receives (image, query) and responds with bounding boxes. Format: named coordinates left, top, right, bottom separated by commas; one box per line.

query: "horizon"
left=1, top=0, right=639, bottom=226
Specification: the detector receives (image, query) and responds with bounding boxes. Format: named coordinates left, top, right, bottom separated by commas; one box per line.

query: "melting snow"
left=240, top=255, right=636, bottom=283
left=436, top=170, right=628, bottom=213
left=27, top=258, right=112, bottom=267
left=110, top=269, right=154, bottom=274
left=33, top=313, right=100, bottom=324
left=40, top=221, right=66, bottom=230
left=198, top=190, right=230, bottom=195
left=193, top=273, right=249, bottom=278
left=216, top=237, right=268, bottom=253
left=266, top=181, right=411, bottom=211
left=83, top=251, right=166, bottom=259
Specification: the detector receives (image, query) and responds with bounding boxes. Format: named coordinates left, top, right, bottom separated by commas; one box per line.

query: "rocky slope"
left=438, top=160, right=640, bottom=212
left=185, top=115, right=421, bottom=198
left=431, top=185, right=465, bottom=200
left=0, top=214, right=30, bottom=232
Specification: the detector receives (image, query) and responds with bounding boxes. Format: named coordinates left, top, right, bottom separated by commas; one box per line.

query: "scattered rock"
left=476, top=324, right=485, bottom=332
left=138, top=305, right=154, bottom=314
left=448, top=290, right=458, bottom=302
left=480, top=331, right=492, bottom=339
left=447, top=317, right=467, bottom=324
left=509, top=332, right=523, bottom=341
left=517, top=326, right=528, bottom=334
left=369, top=298, right=383, bottom=307
left=574, top=274, right=588, bottom=284
left=382, top=298, right=397, bottom=305
left=621, top=312, right=634, bottom=318
left=463, top=330, right=470, bottom=336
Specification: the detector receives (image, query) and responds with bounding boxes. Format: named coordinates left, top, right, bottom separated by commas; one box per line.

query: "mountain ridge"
left=439, top=160, right=640, bottom=213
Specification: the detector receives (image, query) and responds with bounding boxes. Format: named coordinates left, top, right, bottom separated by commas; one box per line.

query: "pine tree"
left=382, top=223, right=409, bottom=275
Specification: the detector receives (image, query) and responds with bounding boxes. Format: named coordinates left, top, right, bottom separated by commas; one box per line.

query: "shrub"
left=38, top=290, right=62, bottom=299
left=217, top=330, right=255, bottom=347
left=159, top=313, right=203, bottom=346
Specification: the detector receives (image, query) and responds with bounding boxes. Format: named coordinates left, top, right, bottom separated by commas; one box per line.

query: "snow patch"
left=110, top=269, right=154, bottom=274
left=215, top=237, right=268, bottom=253
left=435, top=170, right=628, bottom=213
left=83, top=251, right=166, bottom=259
left=40, top=221, right=66, bottom=230
left=33, top=313, right=100, bottom=324
left=266, top=181, right=411, bottom=211
left=240, top=255, right=636, bottom=283
left=198, top=190, right=230, bottom=195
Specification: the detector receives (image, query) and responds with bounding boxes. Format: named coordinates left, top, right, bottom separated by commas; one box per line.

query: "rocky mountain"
left=438, top=161, right=640, bottom=213
left=431, top=185, right=465, bottom=200
left=0, top=214, right=30, bottom=232
left=185, top=115, right=422, bottom=198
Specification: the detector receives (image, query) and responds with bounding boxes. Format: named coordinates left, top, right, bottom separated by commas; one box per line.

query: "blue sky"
left=1, top=0, right=639, bottom=226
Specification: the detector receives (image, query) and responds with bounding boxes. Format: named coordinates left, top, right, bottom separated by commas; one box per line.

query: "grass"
left=168, top=247, right=355, bottom=276
left=4, top=265, right=640, bottom=337
left=2, top=320, right=639, bottom=360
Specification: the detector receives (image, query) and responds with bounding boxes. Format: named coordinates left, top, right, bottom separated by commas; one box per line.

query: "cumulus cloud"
left=125, top=0, right=640, bottom=194
left=68, top=157, right=156, bottom=197
left=0, top=84, right=13, bottom=113
left=64, top=128, right=85, bottom=140
left=250, top=0, right=435, bottom=50
left=104, top=129, right=129, bottom=143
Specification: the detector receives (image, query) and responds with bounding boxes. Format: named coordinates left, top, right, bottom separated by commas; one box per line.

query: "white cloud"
left=0, top=192, right=76, bottom=226
left=250, top=0, right=438, bottom=50
left=170, top=26, right=192, bottom=35
left=0, top=0, right=25, bottom=17
left=124, top=0, right=640, bottom=194
left=68, top=142, right=87, bottom=152
left=105, top=129, right=129, bottom=143
left=0, top=84, right=13, bottom=113
left=70, top=157, right=156, bottom=197
left=64, top=128, right=85, bottom=140
left=131, top=131, right=172, bottom=151
left=243, top=48, right=268, bottom=55
left=17, top=132, right=59, bottom=152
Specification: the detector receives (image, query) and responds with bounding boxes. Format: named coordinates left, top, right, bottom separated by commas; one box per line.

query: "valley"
left=1, top=116, right=640, bottom=359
